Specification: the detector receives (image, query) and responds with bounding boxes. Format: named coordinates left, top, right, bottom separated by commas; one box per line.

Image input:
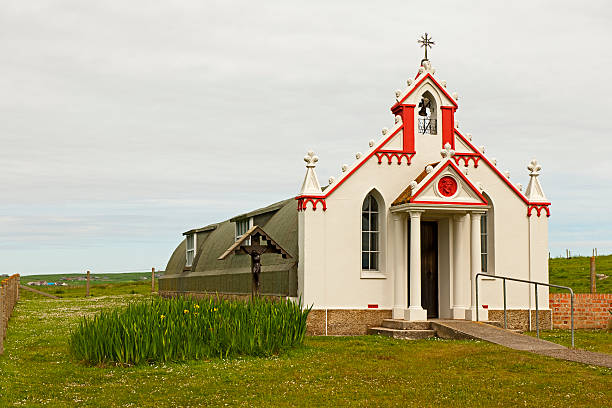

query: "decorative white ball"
left=328, top=176, right=335, bottom=185
left=355, top=152, right=362, bottom=159
left=342, top=164, right=348, bottom=172
left=381, top=127, right=388, bottom=136
left=368, top=139, right=375, bottom=148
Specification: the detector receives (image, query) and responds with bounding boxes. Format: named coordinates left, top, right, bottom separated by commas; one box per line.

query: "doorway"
left=407, top=220, right=439, bottom=319
left=420, top=222, right=438, bottom=318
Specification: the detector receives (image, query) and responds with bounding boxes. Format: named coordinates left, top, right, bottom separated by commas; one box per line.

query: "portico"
left=390, top=205, right=488, bottom=321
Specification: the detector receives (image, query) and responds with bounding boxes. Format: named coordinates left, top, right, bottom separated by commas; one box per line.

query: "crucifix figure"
left=418, top=33, right=435, bottom=63
left=218, top=225, right=292, bottom=299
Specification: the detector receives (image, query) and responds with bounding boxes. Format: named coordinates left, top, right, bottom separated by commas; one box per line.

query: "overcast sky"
left=1, top=1, right=611, bottom=275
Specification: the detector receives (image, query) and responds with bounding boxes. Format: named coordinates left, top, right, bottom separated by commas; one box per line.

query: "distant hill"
left=20, top=271, right=163, bottom=286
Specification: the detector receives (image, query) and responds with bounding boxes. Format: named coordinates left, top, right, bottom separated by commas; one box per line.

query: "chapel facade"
left=160, top=54, right=551, bottom=334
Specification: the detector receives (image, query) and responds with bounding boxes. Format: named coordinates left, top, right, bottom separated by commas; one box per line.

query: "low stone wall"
left=306, top=309, right=392, bottom=335
left=550, top=293, right=612, bottom=329
left=158, top=290, right=283, bottom=301
left=487, top=309, right=552, bottom=331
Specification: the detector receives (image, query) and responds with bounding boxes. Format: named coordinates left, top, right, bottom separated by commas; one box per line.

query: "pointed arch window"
left=362, top=194, right=380, bottom=270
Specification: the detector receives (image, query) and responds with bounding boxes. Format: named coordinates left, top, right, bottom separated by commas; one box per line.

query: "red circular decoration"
left=438, top=176, right=458, bottom=197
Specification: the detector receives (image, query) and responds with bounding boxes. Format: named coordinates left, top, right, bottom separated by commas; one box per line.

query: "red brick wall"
left=550, top=293, right=612, bottom=329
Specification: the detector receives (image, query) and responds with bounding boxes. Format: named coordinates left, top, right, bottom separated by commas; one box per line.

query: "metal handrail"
left=475, top=273, right=574, bottom=347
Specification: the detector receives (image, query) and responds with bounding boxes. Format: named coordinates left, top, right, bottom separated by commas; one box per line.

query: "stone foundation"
left=158, top=290, right=283, bottom=301
left=306, top=309, right=392, bottom=335
left=487, top=309, right=552, bottom=331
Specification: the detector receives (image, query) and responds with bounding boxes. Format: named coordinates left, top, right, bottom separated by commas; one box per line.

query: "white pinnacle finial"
left=525, top=159, right=547, bottom=201
left=304, top=151, right=318, bottom=168
left=441, top=143, right=455, bottom=159
left=528, top=159, right=542, bottom=177
left=299, top=151, right=322, bottom=195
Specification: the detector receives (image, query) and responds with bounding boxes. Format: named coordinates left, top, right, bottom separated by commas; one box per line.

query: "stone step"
left=381, top=319, right=432, bottom=330
left=368, top=327, right=436, bottom=340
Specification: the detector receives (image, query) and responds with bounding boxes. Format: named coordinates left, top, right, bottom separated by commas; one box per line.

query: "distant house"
left=160, top=55, right=550, bottom=334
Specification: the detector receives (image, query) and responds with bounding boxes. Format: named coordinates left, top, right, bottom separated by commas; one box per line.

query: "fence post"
left=590, top=256, right=596, bottom=293
left=86, top=270, right=90, bottom=297
left=535, top=283, right=539, bottom=338
left=151, top=267, right=155, bottom=293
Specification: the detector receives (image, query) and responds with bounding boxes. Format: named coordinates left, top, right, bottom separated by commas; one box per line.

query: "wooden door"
left=421, top=222, right=438, bottom=318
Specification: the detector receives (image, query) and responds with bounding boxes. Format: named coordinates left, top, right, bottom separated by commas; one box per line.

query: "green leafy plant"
left=69, top=296, right=311, bottom=365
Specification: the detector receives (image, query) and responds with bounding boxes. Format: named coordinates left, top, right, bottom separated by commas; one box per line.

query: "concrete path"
left=432, top=320, right=612, bottom=369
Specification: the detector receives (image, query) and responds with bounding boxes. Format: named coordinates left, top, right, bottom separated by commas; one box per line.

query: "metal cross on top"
left=418, top=32, right=435, bottom=62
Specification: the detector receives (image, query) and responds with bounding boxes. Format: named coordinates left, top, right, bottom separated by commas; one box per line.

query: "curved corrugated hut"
left=159, top=198, right=298, bottom=297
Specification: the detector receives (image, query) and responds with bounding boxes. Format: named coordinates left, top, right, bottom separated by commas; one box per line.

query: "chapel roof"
left=392, top=162, right=440, bottom=206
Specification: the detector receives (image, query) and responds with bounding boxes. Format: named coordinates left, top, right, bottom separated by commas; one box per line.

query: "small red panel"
left=438, top=176, right=458, bottom=197
left=367, top=304, right=378, bottom=309
left=482, top=305, right=489, bottom=309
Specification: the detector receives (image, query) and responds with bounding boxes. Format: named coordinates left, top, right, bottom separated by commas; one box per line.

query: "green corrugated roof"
left=163, top=198, right=297, bottom=276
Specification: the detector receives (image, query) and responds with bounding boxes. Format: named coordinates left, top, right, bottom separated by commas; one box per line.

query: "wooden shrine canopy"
left=218, top=225, right=292, bottom=297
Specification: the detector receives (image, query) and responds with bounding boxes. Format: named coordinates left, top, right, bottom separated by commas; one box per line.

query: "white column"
left=392, top=213, right=406, bottom=319
left=452, top=214, right=468, bottom=319
left=466, top=211, right=487, bottom=321
left=405, top=210, right=427, bottom=321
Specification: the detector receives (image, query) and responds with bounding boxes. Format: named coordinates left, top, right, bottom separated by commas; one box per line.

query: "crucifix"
left=218, top=225, right=292, bottom=299
left=418, top=32, right=435, bottom=63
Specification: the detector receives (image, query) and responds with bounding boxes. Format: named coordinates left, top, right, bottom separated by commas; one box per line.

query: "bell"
left=418, top=97, right=430, bottom=117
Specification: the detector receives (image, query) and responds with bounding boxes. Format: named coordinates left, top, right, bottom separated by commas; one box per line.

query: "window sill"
left=360, top=271, right=387, bottom=279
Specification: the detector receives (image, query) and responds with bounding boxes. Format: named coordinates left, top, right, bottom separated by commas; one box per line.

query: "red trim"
left=391, top=104, right=416, bottom=152
left=410, top=160, right=488, bottom=205
left=453, top=153, right=480, bottom=168
left=527, top=204, right=551, bottom=217
left=441, top=106, right=456, bottom=149
left=367, top=304, right=379, bottom=309
left=410, top=200, right=488, bottom=206
left=393, top=73, right=458, bottom=109
left=375, top=151, right=415, bottom=165
left=296, top=196, right=327, bottom=212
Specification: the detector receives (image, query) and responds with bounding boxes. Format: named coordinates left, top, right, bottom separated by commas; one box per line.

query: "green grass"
left=0, top=292, right=610, bottom=407
left=19, top=281, right=156, bottom=299
left=70, top=296, right=310, bottom=365
left=525, top=330, right=612, bottom=354
left=549, top=254, right=612, bottom=293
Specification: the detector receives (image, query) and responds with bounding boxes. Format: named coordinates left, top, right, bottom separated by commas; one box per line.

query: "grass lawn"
left=19, top=281, right=157, bottom=299
left=525, top=330, right=612, bottom=354
left=549, top=254, right=612, bottom=293
left=1, top=286, right=610, bottom=407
